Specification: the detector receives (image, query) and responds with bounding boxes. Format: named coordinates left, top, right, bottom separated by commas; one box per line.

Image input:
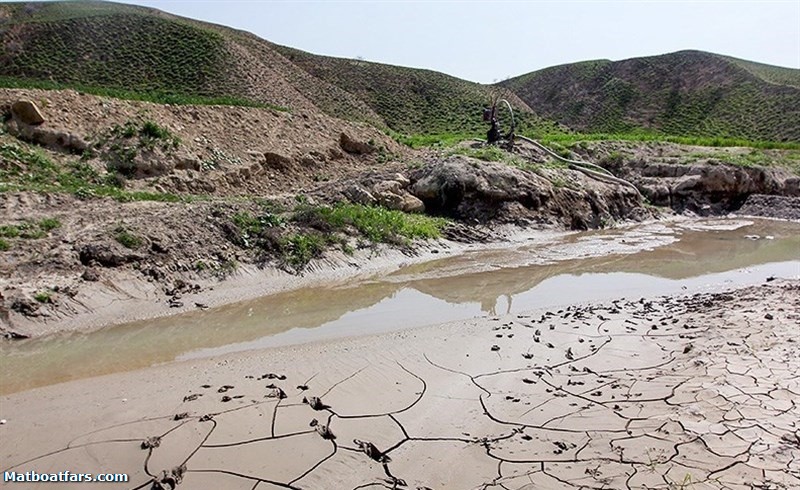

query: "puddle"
left=1, top=218, right=798, bottom=394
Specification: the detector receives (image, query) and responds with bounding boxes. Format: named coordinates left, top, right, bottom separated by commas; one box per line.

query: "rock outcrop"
left=606, top=159, right=800, bottom=214
left=409, top=156, right=646, bottom=228
left=342, top=173, right=424, bottom=213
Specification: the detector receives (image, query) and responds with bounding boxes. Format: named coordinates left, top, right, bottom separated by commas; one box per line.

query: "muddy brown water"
left=1, top=218, right=798, bottom=394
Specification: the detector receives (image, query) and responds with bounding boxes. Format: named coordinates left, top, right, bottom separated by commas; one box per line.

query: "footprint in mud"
left=310, top=419, right=336, bottom=440
left=303, top=396, right=330, bottom=410
left=140, top=436, right=161, bottom=449
left=354, top=439, right=391, bottom=463
left=265, top=386, right=287, bottom=399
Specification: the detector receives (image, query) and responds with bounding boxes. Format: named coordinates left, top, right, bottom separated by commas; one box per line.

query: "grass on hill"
left=0, top=141, right=190, bottom=203
left=532, top=131, right=800, bottom=151
left=274, top=45, right=560, bottom=136
left=0, top=76, right=281, bottom=109
left=500, top=51, right=800, bottom=143
left=723, top=56, right=800, bottom=89
left=0, top=3, right=286, bottom=110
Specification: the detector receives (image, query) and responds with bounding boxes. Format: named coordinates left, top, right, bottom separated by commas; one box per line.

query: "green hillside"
left=0, top=1, right=550, bottom=136
left=273, top=45, right=555, bottom=136
left=1, top=3, right=796, bottom=142
left=500, top=50, right=800, bottom=142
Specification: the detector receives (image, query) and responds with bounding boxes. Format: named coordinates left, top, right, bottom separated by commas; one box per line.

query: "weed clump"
left=114, top=227, right=143, bottom=249
left=224, top=203, right=446, bottom=272
left=0, top=218, right=61, bottom=241
left=98, top=119, right=180, bottom=178
left=33, top=290, right=52, bottom=303
left=0, top=142, right=186, bottom=203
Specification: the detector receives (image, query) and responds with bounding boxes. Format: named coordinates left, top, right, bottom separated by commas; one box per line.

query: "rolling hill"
left=499, top=50, right=800, bottom=142
left=0, top=0, right=551, bottom=136
left=1, top=1, right=797, bottom=141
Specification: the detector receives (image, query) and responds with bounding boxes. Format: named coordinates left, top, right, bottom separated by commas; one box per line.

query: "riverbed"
left=2, top=217, right=798, bottom=395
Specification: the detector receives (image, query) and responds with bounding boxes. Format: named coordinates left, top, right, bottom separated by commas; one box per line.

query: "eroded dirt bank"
left=2, top=88, right=800, bottom=338
left=1, top=280, right=797, bottom=489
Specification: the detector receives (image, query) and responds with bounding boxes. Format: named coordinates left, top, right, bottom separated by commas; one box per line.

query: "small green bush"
left=38, top=217, right=61, bottom=232
left=0, top=219, right=59, bottom=239
left=0, top=225, right=20, bottom=238
left=599, top=151, right=625, bottom=166
left=0, top=238, right=9, bottom=251
left=138, top=120, right=180, bottom=150
left=34, top=290, right=52, bottom=303
left=114, top=228, right=143, bottom=249
left=282, top=233, right=326, bottom=269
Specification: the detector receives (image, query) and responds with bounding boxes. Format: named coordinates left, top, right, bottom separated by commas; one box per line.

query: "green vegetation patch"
left=502, top=51, right=800, bottom=143
left=533, top=131, right=800, bottom=151
left=293, top=203, right=446, bottom=244
left=682, top=149, right=800, bottom=174
left=33, top=290, right=52, bottom=303
left=4, top=12, right=246, bottom=106
left=225, top=203, right=446, bottom=272
left=0, top=142, right=187, bottom=203
left=0, top=217, right=61, bottom=241
left=92, top=118, right=181, bottom=177
left=0, top=77, right=278, bottom=109
left=114, top=227, right=143, bottom=249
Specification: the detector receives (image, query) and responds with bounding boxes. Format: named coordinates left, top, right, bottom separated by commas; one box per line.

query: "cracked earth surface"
left=1, top=281, right=798, bottom=489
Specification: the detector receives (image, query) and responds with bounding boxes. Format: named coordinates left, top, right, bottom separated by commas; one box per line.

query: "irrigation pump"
left=483, top=97, right=516, bottom=147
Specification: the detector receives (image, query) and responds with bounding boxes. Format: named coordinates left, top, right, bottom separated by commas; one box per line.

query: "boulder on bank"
left=339, top=133, right=375, bottom=155
left=77, top=243, right=144, bottom=268
left=375, top=190, right=425, bottom=213
left=344, top=184, right=377, bottom=206
left=5, top=118, right=88, bottom=154
left=11, top=100, right=45, bottom=125
left=370, top=178, right=425, bottom=213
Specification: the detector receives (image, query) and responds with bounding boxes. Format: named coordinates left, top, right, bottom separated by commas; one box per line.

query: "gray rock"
left=344, top=184, right=376, bottom=206
left=372, top=180, right=403, bottom=195
left=77, top=244, right=143, bottom=268
left=409, top=156, right=643, bottom=226
left=391, top=173, right=411, bottom=187
left=339, top=133, right=375, bottom=155
left=264, top=152, right=292, bottom=169
left=81, top=268, right=101, bottom=282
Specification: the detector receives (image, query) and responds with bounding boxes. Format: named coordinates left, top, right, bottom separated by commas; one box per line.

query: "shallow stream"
left=1, top=217, right=798, bottom=394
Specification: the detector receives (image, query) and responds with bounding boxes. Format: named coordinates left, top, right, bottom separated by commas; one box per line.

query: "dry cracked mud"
left=1, top=281, right=798, bottom=489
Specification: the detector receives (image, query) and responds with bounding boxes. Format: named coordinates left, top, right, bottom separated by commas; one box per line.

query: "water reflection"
left=1, top=218, right=798, bottom=394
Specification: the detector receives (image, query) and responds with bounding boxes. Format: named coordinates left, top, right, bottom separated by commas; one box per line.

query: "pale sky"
left=76, top=1, right=800, bottom=82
